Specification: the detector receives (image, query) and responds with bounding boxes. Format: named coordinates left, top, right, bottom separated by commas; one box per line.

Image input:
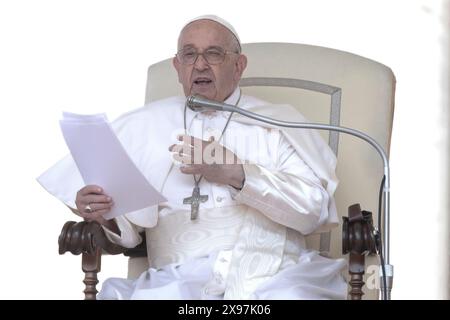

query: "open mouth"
left=193, top=77, right=213, bottom=86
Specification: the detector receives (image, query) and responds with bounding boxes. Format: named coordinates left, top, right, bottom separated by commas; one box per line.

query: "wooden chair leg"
left=82, top=249, right=101, bottom=300
left=343, top=204, right=377, bottom=300
left=348, top=253, right=365, bottom=300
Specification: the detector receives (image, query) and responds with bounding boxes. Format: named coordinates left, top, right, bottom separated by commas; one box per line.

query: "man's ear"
left=234, top=54, right=248, bottom=81
left=172, top=57, right=182, bottom=83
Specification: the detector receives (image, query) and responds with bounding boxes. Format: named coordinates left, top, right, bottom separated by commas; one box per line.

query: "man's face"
left=173, top=20, right=247, bottom=102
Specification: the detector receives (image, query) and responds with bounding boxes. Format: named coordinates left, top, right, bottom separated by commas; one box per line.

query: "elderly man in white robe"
left=38, top=15, right=347, bottom=300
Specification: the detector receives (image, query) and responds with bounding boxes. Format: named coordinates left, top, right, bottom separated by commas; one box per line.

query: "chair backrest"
left=139, top=42, right=395, bottom=299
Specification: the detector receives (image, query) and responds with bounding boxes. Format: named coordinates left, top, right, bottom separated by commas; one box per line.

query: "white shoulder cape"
left=37, top=95, right=338, bottom=233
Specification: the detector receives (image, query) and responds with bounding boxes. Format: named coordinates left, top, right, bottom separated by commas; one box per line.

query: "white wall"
left=0, top=0, right=447, bottom=299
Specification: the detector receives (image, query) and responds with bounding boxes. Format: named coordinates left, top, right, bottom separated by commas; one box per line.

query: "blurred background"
left=0, top=0, right=448, bottom=299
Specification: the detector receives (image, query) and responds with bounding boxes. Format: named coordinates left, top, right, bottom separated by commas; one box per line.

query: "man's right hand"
left=75, top=185, right=118, bottom=233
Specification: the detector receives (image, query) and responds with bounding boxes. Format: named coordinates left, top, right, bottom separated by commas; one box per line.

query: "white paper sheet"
left=60, top=112, right=167, bottom=220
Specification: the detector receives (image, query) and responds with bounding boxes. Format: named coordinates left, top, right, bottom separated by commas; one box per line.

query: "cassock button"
left=216, top=196, right=223, bottom=202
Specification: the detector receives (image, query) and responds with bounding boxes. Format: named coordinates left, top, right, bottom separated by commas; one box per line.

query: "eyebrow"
left=181, top=44, right=225, bottom=51
left=181, top=44, right=195, bottom=49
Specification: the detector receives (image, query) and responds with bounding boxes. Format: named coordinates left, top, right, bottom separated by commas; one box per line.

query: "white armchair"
left=59, top=42, right=395, bottom=300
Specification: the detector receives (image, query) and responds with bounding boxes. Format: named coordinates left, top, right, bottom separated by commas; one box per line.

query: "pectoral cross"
left=183, top=185, right=208, bottom=220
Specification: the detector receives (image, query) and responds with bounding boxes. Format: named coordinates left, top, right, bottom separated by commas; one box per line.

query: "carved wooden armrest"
left=59, top=220, right=126, bottom=256
left=342, top=203, right=378, bottom=300
left=58, top=221, right=127, bottom=300
left=59, top=220, right=147, bottom=299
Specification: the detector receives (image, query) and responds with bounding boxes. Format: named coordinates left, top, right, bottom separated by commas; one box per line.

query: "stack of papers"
left=60, top=112, right=166, bottom=220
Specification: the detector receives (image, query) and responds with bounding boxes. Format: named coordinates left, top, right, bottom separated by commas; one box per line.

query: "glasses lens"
left=179, top=49, right=197, bottom=64
left=178, top=47, right=227, bottom=65
left=204, top=48, right=225, bottom=64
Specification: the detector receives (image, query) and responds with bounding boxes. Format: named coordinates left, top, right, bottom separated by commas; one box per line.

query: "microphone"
left=187, top=95, right=236, bottom=112
left=186, top=94, right=394, bottom=300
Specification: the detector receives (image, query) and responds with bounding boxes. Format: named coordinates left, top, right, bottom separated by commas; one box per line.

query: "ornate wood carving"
left=59, top=221, right=126, bottom=256
left=58, top=221, right=126, bottom=299
left=342, top=204, right=377, bottom=300
left=82, top=249, right=101, bottom=300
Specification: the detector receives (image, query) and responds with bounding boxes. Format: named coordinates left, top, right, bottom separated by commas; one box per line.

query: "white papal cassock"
left=38, top=88, right=347, bottom=299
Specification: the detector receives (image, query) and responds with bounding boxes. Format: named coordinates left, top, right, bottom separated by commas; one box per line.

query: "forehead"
left=178, top=20, right=233, bottom=49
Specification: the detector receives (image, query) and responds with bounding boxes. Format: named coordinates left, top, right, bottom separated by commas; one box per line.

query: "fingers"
left=179, top=164, right=203, bottom=175
left=87, top=202, right=114, bottom=213
left=82, top=208, right=112, bottom=222
left=82, top=194, right=112, bottom=205
left=173, top=152, right=194, bottom=165
left=175, top=134, right=208, bottom=151
left=169, top=135, right=240, bottom=166
left=169, top=135, right=214, bottom=165
left=78, top=185, right=104, bottom=196
left=177, top=134, right=200, bottom=146
left=169, top=143, right=193, bottom=158
left=169, top=136, right=196, bottom=164
left=79, top=199, right=113, bottom=212
left=79, top=201, right=114, bottom=220
left=75, top=185, right=114, bottom=219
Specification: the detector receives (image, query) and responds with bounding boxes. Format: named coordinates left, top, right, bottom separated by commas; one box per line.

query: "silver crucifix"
left=183, top=185, right=208, bottom=220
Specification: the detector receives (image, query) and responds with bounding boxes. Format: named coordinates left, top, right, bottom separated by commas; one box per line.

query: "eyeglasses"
left=176, top=47, right=238, bottom=65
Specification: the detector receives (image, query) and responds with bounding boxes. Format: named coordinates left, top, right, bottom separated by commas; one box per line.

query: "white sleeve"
left=101, top=215, right=144, bottom=249
left=233, top=130, right=331, bottom=235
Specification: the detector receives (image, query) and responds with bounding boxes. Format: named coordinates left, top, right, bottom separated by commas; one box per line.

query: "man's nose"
left=193, top=53, right=210, bottom=70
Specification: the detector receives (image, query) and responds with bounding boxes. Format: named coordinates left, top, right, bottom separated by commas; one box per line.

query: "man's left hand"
left=169, top=134, right=245, bottom=189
